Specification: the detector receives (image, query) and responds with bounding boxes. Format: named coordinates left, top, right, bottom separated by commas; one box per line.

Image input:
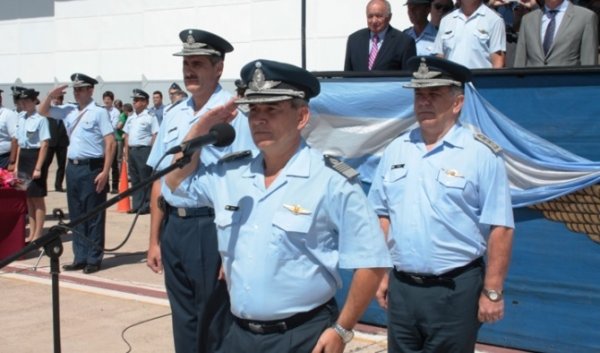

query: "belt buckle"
left=247, top=322, right=265, bottom=334
left=409, top=275, right=424, bottom=284
left=177, top=208, right=187, bottom=217
left=72, top=159, right=80, bottom=165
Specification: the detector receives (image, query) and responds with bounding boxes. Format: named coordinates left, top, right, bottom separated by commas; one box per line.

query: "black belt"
left=129, top=145, right=151, bottom=149
left=158, top=196, right=214, bottom=218
left=0, top=152, right=11, bottom=157
left=235, top=298, right=335, bottom=334
left=394, top=257, right=484, bottom=286
left=68, top=158, right=104, bottom=165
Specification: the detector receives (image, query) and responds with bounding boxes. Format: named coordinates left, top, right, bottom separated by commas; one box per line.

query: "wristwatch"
left=482, top=288, right=503, bottom=302
left=332, top=322, right=354, bottom=344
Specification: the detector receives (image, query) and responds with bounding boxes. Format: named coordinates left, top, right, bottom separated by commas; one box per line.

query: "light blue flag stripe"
left=307, top=79, right=600, bottom=208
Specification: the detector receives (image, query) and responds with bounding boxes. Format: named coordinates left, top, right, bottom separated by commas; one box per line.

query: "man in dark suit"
left=345, top=0, right=416, bottom=71
left=514, top=0, right=598, bottom=66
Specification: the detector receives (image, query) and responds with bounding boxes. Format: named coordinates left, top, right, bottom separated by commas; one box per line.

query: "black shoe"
left=127, top=208, right=138, bottom=214
left=138, top=208, right=150, bottom=215
left=83, top=264, right=101, bottom=274
left=55, top=187, right=65, bottom=192
left=110, top=188, right=119, bottom=194
left=62, top=263, right=86, bottom=271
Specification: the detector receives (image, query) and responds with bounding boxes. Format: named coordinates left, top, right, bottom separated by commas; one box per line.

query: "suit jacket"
left=344, top=26, right=417, bottom=71
left=514, top=2, right=598, bottom=67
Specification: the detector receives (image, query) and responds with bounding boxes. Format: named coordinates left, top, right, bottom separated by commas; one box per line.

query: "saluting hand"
left=186, top=98, right=238, bottom=140
left=48, top=84, right=68, bottom=99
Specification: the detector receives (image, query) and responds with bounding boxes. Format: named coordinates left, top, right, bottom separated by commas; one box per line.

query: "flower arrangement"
left=0, top=169, right=29, bottom=190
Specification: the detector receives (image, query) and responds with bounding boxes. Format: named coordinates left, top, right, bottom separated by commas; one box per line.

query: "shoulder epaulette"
left=219, top=150, right=252, bottom=163
left=474, top=133, right=502, bottom=154
left=165, top=100, right=184, bottom=113
left=324, top=154, right=359, bottom=180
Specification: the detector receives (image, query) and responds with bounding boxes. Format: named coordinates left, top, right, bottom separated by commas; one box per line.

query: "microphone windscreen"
left=211, top=123, right=236, bottom=147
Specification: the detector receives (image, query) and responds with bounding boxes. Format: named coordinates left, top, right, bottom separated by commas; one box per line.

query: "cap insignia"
left=183, top=31, right=208, bottom=51
left=414, top=58, right=441, bottom=80
left=248, top=61, right=281, bottom=91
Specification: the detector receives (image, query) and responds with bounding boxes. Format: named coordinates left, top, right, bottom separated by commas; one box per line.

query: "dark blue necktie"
left=543, top=10, right=558, bottom=55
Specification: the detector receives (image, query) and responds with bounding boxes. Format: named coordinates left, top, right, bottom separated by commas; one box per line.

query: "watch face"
left=485, top=289, right=502, bottom=302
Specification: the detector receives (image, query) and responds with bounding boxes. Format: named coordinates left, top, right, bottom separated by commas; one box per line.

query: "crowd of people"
left=0, top=0, right=598, bottom=352
left=346, top=0, right=598, bottom=69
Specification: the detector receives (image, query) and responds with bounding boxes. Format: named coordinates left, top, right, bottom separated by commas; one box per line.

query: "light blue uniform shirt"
left=368, top=124, right=514, bottom=275
left=176, top=142, right=392, bottom=320
left=149, top=104, right=164, bottom=125
left=123, top=109, right=159, bottom=146
left=404, top=22, right=438, bottom=56
left=16, top=112, right=51, bottom=149
left=146, top=84, right=256, bottom=208
left=433, top=4, right=506, bottom=68
left=0, top=107, right=18, bottom=154
left=49, top=100, right=114, bottom=160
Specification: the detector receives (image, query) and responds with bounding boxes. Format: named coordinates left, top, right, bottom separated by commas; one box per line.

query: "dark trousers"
left=127, top=146, right=152, bottom=211
left=387, top=264, right=484, bottom=353
left=110, top=144, right=119, bottom=190
left=221, top=300, right=338, bottom=353
left=161, top=210, right=230, bottom=353
left=44, top=145, right=67, bottom=189
left=66, top=160, right=107, bottom=266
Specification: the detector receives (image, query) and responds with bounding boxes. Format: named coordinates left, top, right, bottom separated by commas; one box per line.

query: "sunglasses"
left=433, top=3, right=453, bottom=10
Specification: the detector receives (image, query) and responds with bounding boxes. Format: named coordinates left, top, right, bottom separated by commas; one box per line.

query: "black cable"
left=51, top=152, right=171, bottom=254
left=121, top=312, right=172, bottom=353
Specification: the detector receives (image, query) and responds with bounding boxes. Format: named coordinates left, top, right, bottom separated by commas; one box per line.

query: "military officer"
left=368, top=56, right=514, bottom=352
left=123, top=88, right=159, bottom=214
left=39, top=73, right=116, bottom=274
left=145, top=29, right=255, bottom=353
left=166, top=59, right=392, bottom=353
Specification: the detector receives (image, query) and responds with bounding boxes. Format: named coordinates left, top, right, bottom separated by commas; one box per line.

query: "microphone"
left=166, top=123, right=236, bottom=155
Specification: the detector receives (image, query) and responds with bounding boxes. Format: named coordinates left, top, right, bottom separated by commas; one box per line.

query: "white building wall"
left=0, top=0, right=411, bottom=87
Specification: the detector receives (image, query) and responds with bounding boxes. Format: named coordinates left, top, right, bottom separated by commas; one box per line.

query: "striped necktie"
left=543, top=10, right=558, bottom=55
left=368, top=35, right=379, bottom=70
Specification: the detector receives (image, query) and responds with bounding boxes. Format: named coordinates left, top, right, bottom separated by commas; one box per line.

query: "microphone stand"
left=0, top=153, right=192, bottom=353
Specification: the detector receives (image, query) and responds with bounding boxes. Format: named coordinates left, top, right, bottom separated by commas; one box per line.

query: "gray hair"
left=367, top=0, right=392, bottom=17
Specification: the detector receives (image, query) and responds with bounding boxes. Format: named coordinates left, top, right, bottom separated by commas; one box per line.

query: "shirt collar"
left=245, top=140, right=310, bottom=179
left=409, top=122, right=466, bottom=150
left=370, top=26, right=389, bottom=41
left=545, top=0, right=568, bottom=13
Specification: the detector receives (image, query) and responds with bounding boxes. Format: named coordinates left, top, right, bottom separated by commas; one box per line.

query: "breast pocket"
left=441, top=32, right=456, bottom=52
left=472, top=30, right=490, bottom=51
left=25, top=123, right=38, bottom=141
left=163, top=126, right=179, bottom=145
left=382, top=167, right=408, bottom=203
left=436, top=169, right=467, bottom=203
left=214, top=210, right=242, bottom=254
left=272, top=211, right=314, bottom=261
left=80, top=117, right=96, bottom=131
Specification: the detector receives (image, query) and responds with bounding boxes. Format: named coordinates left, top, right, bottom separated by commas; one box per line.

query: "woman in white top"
left=15, top=88, right=51, bottom=243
